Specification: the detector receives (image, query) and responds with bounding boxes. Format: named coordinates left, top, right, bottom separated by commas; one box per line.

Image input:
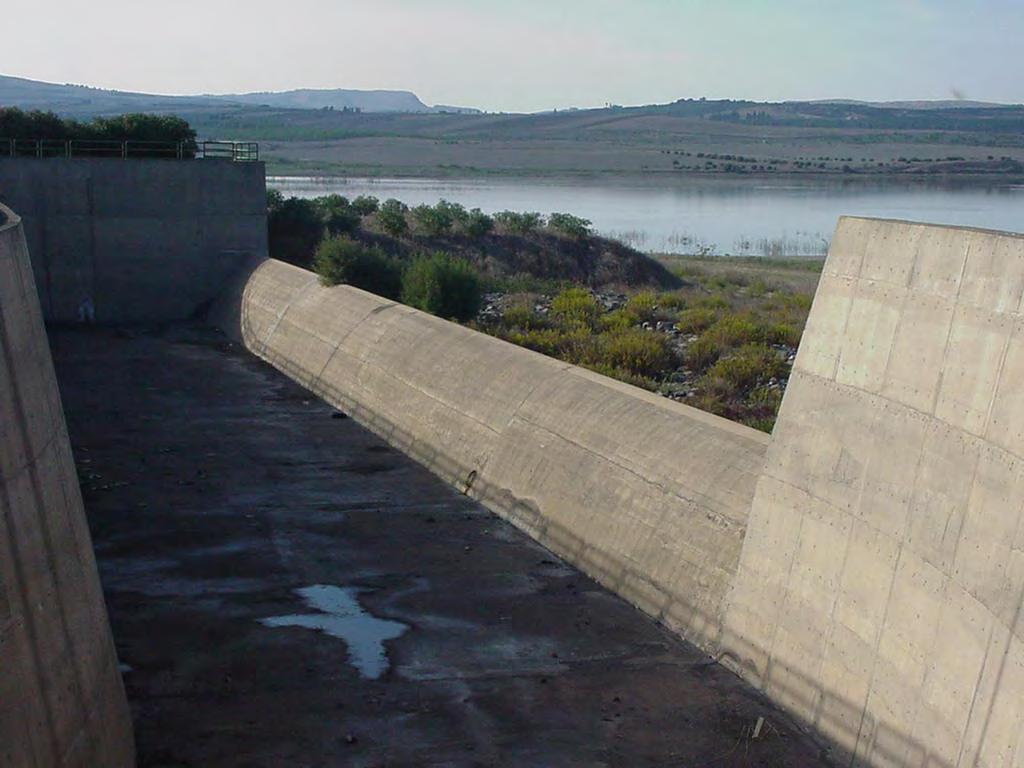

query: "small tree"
left=401, top=252, right=482, bottom=321
left=313, top=236, right=403, bottom=299
left=462, top=208, right=494, bottom=238
left=411, top=202, right=455, bottom=237
left=548, top=212, right=592, bottom=239
left=377, top=199, right=409, bottom=236
left=351, top=195, right=380, bottom=216
left=268, top=196, right=324, bottom=267
left=315, top=194, right=361, bottom=236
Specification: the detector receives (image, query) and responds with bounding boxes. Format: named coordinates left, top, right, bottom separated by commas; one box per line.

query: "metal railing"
left=0, top=139, right=259, bottom=162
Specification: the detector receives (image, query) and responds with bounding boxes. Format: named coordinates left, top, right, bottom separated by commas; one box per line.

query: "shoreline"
left=264, top=166, right=1024, bottom=186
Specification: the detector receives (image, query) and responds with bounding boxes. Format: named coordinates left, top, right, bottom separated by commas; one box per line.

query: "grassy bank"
left=474, top=255, right=821, bottom=432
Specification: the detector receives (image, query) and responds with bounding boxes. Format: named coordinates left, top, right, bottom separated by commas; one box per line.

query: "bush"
left=624, top=292, right=661, bottom=324
left=686, top=336, right=722, bottom=371
left=0, top=108, right=198, bottom=156
left=463, top=208, right=494, bottom=238
left=268, top=196, right=324, bottom=267
left=550, top=287, right=600, bottom=328
left=600, top=309, right=638, bottom=333
left=676, top=307, right=719, bottom=334
left=596, top=329, right=676, bottom=378
left=702, top=344, right=785, bottom=398
left=763, top=322, right=802, bottom=347
left=548, top=212, right=592, bottom=239
left=411, top=202, right=455, bottom=237
left=377, top=199, right=409, bottom=236
left=401, top=252, right=482, bottom=321
left=656, top=292, right=688, bottom=311
left=436, top=199, right=468, bottom=226
left=351, top=195, right=380, bottom=215
left=505, top=327, right=595, bottom=362
left=315, top=194, right=361, bottom=236
left=501, top=303, right=547, bottom=330
left=313, top=236, right=403, bottom=298
left=494, top=210, right=544, bottom=235
left=703, top=315, right=762, bottom=347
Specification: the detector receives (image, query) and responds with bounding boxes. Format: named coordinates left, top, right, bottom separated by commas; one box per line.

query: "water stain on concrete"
left=260, top=585, right=408, bottom=680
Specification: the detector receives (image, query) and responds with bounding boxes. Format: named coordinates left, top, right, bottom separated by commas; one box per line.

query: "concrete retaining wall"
left=724, top=217, right=1024, bottom=767
left=215, top=258, right=770, bottom=650
left=0, top=158, right=267, bottom=324
left=0, top=204, right=134, bottom=766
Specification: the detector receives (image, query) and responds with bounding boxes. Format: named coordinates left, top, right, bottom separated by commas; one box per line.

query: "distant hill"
left=0, top=74, right=479, bottom=117
left=812, top=99, right=1009, bottom=111
left=206, top=88, right=481, bottom=114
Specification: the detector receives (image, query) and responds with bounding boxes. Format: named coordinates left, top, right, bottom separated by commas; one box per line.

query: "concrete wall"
left=0, top=158, right=267, bottom=324
left=215, top=258, right=770, bottom=650
left=724, top=217, right=1024, bottom=767
left=0, top=204, right=134, bottom=766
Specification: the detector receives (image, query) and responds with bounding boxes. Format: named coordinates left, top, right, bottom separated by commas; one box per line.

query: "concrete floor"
left=51, top=325, right=830, bottom=768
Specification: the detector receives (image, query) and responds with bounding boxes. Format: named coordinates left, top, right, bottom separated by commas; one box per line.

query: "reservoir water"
left=269, top=175, right=1024, bottom=257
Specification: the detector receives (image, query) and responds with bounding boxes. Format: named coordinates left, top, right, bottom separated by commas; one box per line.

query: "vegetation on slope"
left=273, top=190, right=818, bottom=432
left=267, top=191, right=679, bottom=288
left=474, top=261, right=817, bottom=432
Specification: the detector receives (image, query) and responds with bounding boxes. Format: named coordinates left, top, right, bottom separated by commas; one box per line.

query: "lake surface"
left=268, top=175, right=1024, bottom=257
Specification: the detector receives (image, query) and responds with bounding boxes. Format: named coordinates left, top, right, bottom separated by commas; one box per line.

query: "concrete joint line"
left=512, top=411, right=707, bottom=513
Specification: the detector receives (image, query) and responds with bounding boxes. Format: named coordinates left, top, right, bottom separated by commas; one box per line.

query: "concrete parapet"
left=0, top=158, right=268, bottom=324
left=0, top=204, right=134, bottom=766
left=724, top=217, right=1024, bottom=767
left=215, top=258, right=770, bottom=651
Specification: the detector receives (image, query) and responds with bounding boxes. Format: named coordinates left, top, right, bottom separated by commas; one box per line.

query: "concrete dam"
left=1, top=158, right=1023, bottom=766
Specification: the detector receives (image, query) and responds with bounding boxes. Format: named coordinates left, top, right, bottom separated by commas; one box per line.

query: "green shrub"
left=656, top=292, right=688, bottom=311
left=596, top=329, right=676, bottom=378
left=316, top=194, right=361, bottom=236
left=401, top=252, right=482, bottom=321
left=703, top=315, right=762, bottom=347
left=547, top=212, right=592, bottom=239
left=411, top=203, right=455, bottom=237
left=624, top=292, right=661, bottom=323
left=686, top=336, right=722, bottom=371
left=676, top=307, right=720, bottom=334
left=267, top=196, right=323, bottom=267
left=351, top=195, right=380, bottom=215
left=550, top=287, right=600, bottom=328
left=0, top=109, right=199, bottom=156
left=436, top=199, right=468, bottom=226
left=748, top=278, right=771, bottom=298
left=600, top=309, right=638, bottom=332
left=702, top=344, right=785, bottom=397
left=504, top=327, right=594, bottom=362
left=313, top=236, right=403, bottom=298
left=463, top=208, right=494, bottom=238
left=692, top=294, right=730, bottom=310
left=763, top=322, right=802, bottom=347
left=494, top=210, right=544, bottom=235
left=501, top=303, right=547, bottom=330
left=378, top=199, right=409, bottom=236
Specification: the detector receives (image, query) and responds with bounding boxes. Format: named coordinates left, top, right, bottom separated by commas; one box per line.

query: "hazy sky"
left=5, top=0, right=1022, bottom=112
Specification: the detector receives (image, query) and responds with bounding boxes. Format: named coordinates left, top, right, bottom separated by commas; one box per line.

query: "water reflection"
left=260, top=585, right=408, bottom=679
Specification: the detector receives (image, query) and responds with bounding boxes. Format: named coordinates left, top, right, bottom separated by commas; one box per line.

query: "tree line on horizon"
left=0, top=108, right=197, bottom=152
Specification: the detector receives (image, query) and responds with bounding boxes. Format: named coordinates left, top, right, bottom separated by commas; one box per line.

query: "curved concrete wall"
left=724, top=217, right=1024, bottom=767
left=217, top=259, right=769, bottom=649
left=0, top=158, right=267, bottom=323
left=0, top=205, right=134, bottom=766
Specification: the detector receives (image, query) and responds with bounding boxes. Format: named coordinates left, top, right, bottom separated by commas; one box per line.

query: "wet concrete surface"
left=51, top=325, right=830, bottom=767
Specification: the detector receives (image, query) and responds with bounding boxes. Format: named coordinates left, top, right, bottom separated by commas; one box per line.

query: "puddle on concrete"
left=260, top=585, right=408, bottom=679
